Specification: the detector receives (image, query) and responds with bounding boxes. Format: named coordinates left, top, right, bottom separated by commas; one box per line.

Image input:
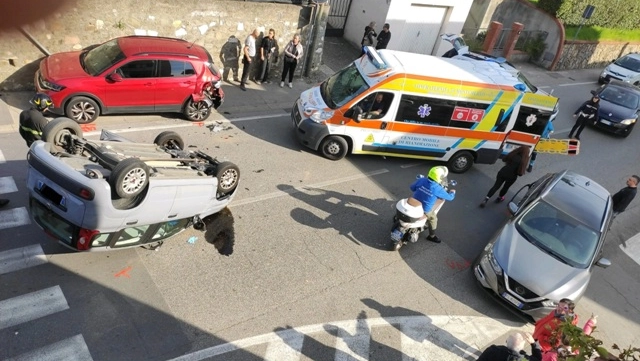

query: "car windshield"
left=614, top=55, right=640, bottom=72
left=82, top=39, right=126, bottom=76
left=320, top=63, right=369, bottom=109
left=599, top=87, right=640, bottom=109
left=515, top=201, right=599, bottom=268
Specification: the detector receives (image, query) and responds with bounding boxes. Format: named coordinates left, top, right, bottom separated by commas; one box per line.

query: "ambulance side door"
left=347, top=91, right=397, bottom=154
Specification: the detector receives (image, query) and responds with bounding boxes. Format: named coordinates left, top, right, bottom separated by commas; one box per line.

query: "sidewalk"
left=0, top=38, right=601, bottom=134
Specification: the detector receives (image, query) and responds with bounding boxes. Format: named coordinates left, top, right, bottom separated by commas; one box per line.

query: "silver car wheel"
left=186, top=101, right=209, bottom=121
left=71, top=101, right=97, bottom=123
left=121, top=168, right=147, bottom=195
left=219, top=168, right=239, bottom=191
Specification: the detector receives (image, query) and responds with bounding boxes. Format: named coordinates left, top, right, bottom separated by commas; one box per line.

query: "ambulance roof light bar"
left=363, top=46, right=387, bottom=69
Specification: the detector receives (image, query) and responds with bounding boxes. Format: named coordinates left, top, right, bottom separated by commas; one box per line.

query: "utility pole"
left=304, top=0, right=329, bottom=77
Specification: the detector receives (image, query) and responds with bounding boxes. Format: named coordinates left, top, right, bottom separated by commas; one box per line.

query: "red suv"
left=35, top=36, right=224, bottom=124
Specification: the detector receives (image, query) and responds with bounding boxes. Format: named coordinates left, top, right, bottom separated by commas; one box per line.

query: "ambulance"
left=291, top=46, right=573, bottom=173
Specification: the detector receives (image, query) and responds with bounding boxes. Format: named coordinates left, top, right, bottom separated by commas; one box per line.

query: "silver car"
left=473, top=170, right=613, bottom=321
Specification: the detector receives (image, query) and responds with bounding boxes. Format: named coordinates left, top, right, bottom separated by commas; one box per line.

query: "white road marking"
left=263, top=328, right=304, bottom=361
left=230, top=168, right=390, bottom=207
left=5, top=334, right=93, bottom=361
left=0, top=176, right=18, bottom=194
left=400, top=163, right=423, bottom=169
left=0, top=244, right=47, bottom=275
left=0, top=207, right=31, bottom=230
left=0, top=149, right=5, bottom=163
left=334, top=318, right=370, bottom=361
left=620, top=232, right=640, bottom=265
left=167, top=316, right=530, bottom=361
left=0, top=286, right=69, bottom=330
left=83, top=113, right=287, bottom=137
left=558, top=81, right=596, bottom=87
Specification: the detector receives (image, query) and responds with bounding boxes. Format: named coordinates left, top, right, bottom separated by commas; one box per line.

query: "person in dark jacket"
left=568, top=95, right=600, bottom=140
left=409, top=166, right=455, bottom=243
left=19, top=93, right=53, bottom=147
left=612, top=175, right=639, bottom=217
left=375, top=23, right=391, bottom=50
left=480, top=145, right=531, bottom=207
left=257, top=28, right=276, bottom=84
left=477, top=332, right=542, bottom=361
left=360, top=21, right=377, bottom=54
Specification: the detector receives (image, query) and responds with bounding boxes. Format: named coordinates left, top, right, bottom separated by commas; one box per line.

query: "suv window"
left=158, top=60, right=196, bottom=77
left=118, top=60, right=157, bottom=78
left=113, top=224, right=152, bottom=248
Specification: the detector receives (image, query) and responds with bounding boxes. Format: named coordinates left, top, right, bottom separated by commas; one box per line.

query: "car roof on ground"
left=117, top=36, right=208, bottom=60
left=543, top=171, right=610, bottom=229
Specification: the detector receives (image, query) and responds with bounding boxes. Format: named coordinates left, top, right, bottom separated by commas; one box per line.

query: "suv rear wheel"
left=65, top=96, right=100, bottom=124
left=184, top=98, right=212, bottom=121
left=42, top=117, right=83, bottom=153
left=110, top=158, right=150, bottom=199
left=215, top=162, right=240, bottom=195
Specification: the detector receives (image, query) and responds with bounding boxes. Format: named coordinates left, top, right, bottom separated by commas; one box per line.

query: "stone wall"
left=0, top=0, right=312, bottom=90
left=555, top=41, right=640, bottom=71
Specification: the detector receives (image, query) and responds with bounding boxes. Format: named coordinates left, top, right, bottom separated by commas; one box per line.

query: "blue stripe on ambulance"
left=372, top=143, right=446, bottom=154
left=471, top=91, right=503, bottom=130
left=491, top=92, right=523, bottom=131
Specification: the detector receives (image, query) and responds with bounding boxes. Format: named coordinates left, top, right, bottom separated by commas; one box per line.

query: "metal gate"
left=325, top=0, right=352, bottom=37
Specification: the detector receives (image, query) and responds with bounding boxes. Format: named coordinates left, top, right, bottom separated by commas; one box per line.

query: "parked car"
left=589, top=80, right=640, bottom=137
left=473, top=170, right=612, bottom=322
left=35, top=35, right=224, bottom=124
left=598, top=53, right=640, bottom=85
left=27, top=118, right=240, bottom=251
left=440, top=34, right=559, bottom=122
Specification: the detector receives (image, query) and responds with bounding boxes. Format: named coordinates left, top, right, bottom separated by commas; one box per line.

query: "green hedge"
left=539, top=0, right=640, bottom=30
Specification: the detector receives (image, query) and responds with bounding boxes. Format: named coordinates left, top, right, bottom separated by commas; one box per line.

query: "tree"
left=552, top=318, right=640, bottom=360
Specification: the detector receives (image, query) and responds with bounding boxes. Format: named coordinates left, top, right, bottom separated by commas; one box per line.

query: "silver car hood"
left=493, top=222, right=590, bottom=299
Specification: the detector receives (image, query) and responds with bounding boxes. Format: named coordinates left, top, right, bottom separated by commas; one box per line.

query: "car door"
left=347, top=92, right=396, bottom=154
left=103, top=59, right=157, bottom=111
left=154, top=60, right=198, bottom=112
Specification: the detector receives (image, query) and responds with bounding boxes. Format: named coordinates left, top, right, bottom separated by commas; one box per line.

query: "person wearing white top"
left=240, top=29, right=259, bottom=91
left=280, top=34, right=304, bottom=89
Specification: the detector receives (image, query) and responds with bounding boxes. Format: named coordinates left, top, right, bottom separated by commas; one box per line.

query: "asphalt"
left=0, top=37, right=601, bottom=134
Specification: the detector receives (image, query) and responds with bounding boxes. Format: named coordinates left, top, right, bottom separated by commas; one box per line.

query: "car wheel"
left=109, top=158, right=150, bottom=199
left=320, top=136, right=348, bottom=160
left=447, top=151, right=474, bottom=173
left=184, top=98, right=212, bottom=121
left=65, top=96, right=100, bottom=124
left=153, top=131, right=185, bottom=150
left=42, top=117, right=83, bottom=153
left=215, top=161, right=240, bottom=194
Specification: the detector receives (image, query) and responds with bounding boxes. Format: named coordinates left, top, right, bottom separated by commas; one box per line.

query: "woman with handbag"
left=280, top=34, right=304, bottom=89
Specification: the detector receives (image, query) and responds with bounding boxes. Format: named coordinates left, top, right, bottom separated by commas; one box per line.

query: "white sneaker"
left=288, top=82, right=293, bottom=88
left=280, top=81, right=284, bottom=88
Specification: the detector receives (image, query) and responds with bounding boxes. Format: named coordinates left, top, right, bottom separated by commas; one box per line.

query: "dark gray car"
left=473, top=170, right=613, bottom=321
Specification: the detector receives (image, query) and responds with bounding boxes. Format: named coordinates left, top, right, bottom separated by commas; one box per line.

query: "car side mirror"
left=596, top=257, right=611, bottom=268
left=108, top=73, right=123, bottom=82
left=508, top=202, right=518, bottom=215
left=350, top=106, right=363, bottom=123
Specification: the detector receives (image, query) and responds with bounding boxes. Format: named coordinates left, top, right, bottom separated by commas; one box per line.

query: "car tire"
left=320, top=136, right=348, bottom=160
left=447, top=150, right=474, bottom=173
left=215, top=161, right=240, bottom=195
left=109, top=158, right=150, bottom=199
left=153, top=131, right=185, bottom=150
left=65, top=96, right=100, bottom=124
left=42, top=117, right=83, bottom=153
left=184, top=98, right=212, bottom=121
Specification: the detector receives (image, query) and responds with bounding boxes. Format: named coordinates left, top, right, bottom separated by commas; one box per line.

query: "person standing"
left=19, top=93, right=53, bottom=147
left=612, top=175, right=639, bottom=218
left=375, top=23, right=391, bottom=50
left=360, top=21, right=377, bottom=54
left=240, top=28, right=259, bottom=91
left=568, top=95, right=599, bottom=140
left=219, top=35, right=241, bottom=82
left=280, top=34, right=303, bottom=89
left=533, top=298, right=579, bottom=353
left=257, top=28, right=276, bottom=85
left=477, top=332, right=542, bottom=361
left=480, top=145, right=531, bottom=207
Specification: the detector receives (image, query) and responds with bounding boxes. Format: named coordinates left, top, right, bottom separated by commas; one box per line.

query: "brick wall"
left=0, top=0, right=311, bottom=90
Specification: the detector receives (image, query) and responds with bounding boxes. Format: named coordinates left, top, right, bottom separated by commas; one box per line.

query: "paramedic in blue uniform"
left=409, top=166, right=456, bottom=244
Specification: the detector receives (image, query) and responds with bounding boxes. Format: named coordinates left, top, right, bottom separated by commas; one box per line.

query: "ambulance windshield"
left=320, top=63, right=369, bottom=109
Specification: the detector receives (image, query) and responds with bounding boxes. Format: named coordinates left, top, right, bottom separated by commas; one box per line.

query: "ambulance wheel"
left=448, top=151, right=474, bottom=173
left=320, top=136, right=348, bottom=160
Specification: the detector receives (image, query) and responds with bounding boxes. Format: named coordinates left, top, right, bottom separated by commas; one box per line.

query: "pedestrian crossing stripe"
left=0, top=286, right=68, bottom=330
left=0, top=244, right=47, bottom=275
left=364, top=134, right=374, bottom=143
left=167, top=316, right=530, bottom=361
left=0, top=176, right=18, bottom=194
left=5, top=334, right=93, bottom=361
left=0, top=207, right=31, bottom=230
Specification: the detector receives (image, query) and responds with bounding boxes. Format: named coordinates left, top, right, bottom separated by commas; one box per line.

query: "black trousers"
left=569, top=116, right=589, bottom=138
left=486, top=173, right=517, bottom=198
left=281, top=59, right=297, bottom=83
left=241, top=56, right=254, bottom=85
left=259, top=55, right=273, bottom=82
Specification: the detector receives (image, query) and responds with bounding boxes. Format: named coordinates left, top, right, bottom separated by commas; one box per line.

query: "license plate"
left=599, top=119, right=611, bottom=125
left=502, top=292, right=523, bottom=309
left=391, top=229, right=403, bottom=242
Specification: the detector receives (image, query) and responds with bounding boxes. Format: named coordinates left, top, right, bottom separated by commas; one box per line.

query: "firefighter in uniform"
left=19, top=93, right=53, bottom=147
